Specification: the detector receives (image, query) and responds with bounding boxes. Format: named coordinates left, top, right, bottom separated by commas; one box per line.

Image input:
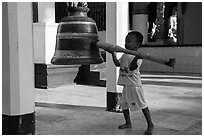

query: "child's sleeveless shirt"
left=117, top=54, right=143, bottom=87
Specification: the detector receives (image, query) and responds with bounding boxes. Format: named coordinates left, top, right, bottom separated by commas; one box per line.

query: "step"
left=35, top=64, right=79, bottom=88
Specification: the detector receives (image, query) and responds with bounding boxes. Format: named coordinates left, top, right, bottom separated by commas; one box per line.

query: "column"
left=106, top=2, right=129, bottom=111
left=132, top=2, right=149, bottom=44
left=2, top=2, right=35, bottom=134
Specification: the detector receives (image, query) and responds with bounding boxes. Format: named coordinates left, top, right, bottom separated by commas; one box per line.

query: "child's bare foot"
left=144, top=124, right=154, bottom=135
left=118, top=124, right=132, bottom=129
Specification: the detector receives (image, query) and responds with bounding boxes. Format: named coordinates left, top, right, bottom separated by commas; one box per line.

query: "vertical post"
left=106, top=2, right=117, bottom=111
left=132, top=2, right=149, bottom=44
left=106, top=2, right=128, bottom=111
left=2, top=2, right=35, bottom=134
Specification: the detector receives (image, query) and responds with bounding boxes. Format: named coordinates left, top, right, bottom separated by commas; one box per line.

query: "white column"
left=38, top=2, right=55, bottom=23
left=132, top=2, right=149, bottom=44
left=2, top=2, right=34, bottom=115
left=33, top=2, right=58, bottom=64
left=3, top=3, right=35, bottom=134
left=116, top=2, right=129, bottom=58
left=106, top=2, right=117, bottom=94
left=106, top=2, right=128, bottom=111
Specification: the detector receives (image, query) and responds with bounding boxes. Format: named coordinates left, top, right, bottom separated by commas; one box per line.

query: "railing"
left=87, top=2, right=106, bottom=31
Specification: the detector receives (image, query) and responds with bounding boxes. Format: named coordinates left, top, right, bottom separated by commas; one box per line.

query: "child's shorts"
left=119, top=85, right=147, bottom=111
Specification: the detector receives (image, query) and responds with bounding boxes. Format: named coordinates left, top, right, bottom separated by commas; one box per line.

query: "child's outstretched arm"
left=97, top=41, right=175, bottom=68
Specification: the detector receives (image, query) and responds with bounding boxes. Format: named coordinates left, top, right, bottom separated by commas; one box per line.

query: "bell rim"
left=51, top=57, right=104, bottom=65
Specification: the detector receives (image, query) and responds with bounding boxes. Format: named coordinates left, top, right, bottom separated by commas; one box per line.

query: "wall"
left=139, top=45, right=202, bottom=75
left=33, top=22, right=58, bottom=64
left=33, top=23, right=46, bottom=63
left=184, top=2, right=202, bottom=44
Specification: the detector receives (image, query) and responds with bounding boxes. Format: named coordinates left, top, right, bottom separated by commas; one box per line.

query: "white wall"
left=139, top=46, right=202, bottom=75
left=33, top=22, right=58, bottom=64
left=33, top=23, right=46, bottom=63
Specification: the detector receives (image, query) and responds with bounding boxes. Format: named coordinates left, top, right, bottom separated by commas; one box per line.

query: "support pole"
left=106, top=2, right=128, bottom=111
left=2, top=2, right=35, bottom=134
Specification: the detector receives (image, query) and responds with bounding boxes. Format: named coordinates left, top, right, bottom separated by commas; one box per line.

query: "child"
left=109, top=31, right=154, bottom=135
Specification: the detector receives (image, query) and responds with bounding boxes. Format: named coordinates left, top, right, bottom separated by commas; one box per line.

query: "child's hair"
left=128, top=31, right=143, bottom=47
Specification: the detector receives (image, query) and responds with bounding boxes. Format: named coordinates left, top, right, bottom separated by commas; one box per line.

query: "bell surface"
left=51, top=7, right=104, bottom=65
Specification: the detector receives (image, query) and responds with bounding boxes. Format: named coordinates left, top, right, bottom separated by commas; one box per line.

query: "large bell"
left=51, top=5, right=104, bottom=65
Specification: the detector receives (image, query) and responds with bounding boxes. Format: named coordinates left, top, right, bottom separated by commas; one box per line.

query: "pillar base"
left=2, top=112, right=35, bottom=135
left=106, top=92, right=122, bottom=113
